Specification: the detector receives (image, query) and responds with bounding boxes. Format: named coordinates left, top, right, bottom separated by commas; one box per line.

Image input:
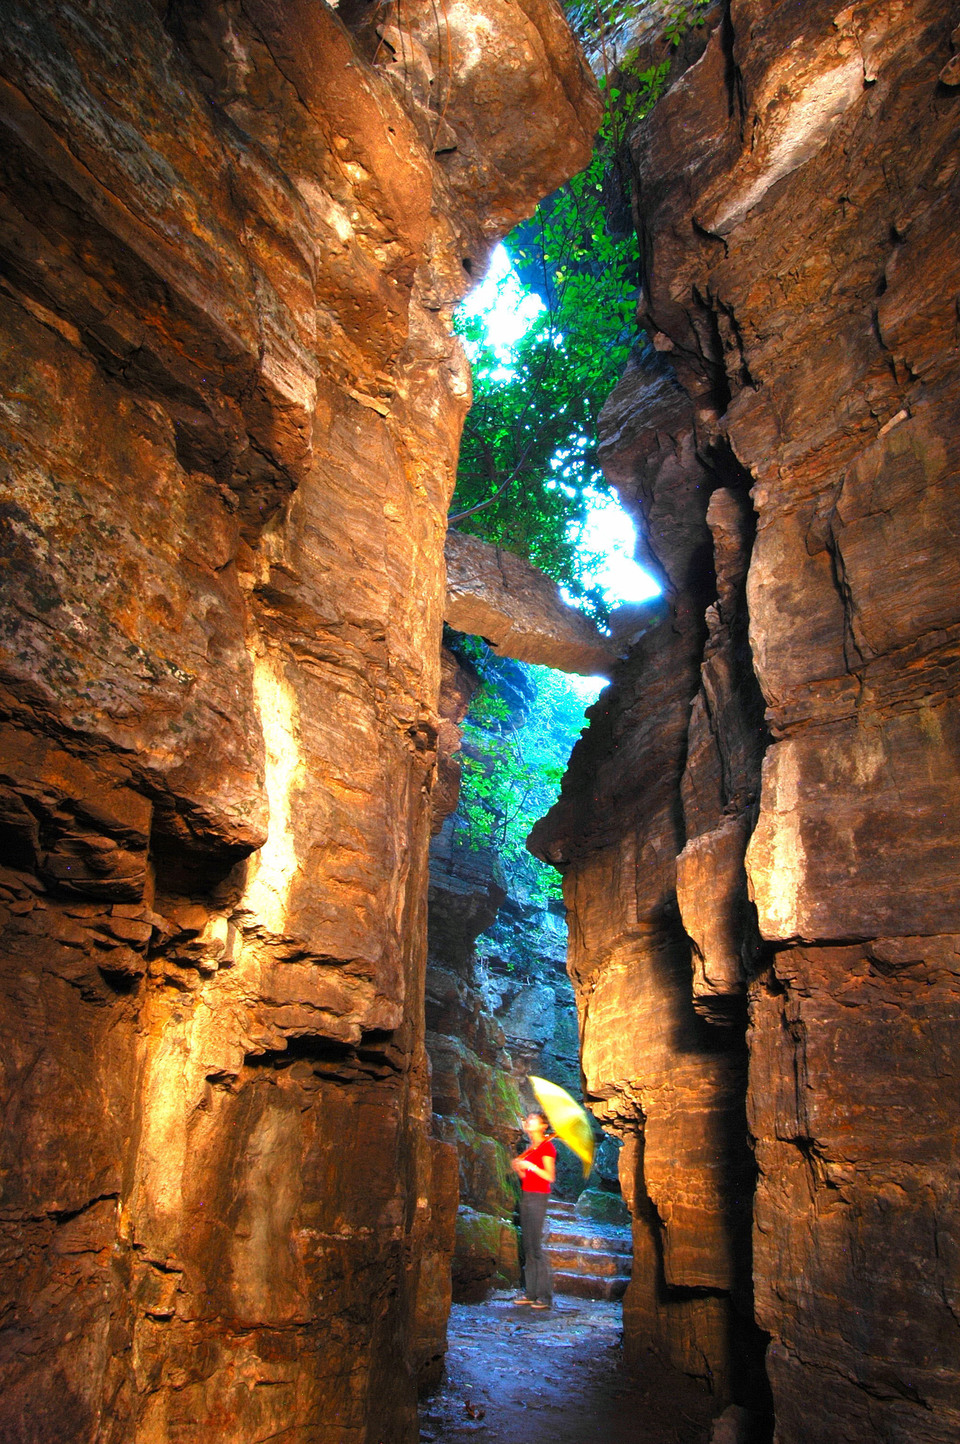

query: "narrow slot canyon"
left=0, top=2, right=958, bottom=1442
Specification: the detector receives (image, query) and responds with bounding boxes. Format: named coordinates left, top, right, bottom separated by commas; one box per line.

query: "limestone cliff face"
left=532, top=2, right=960, bottom=1438
left=0, top=3, right=598, bottom=1440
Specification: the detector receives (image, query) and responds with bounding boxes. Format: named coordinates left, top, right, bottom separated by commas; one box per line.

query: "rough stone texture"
left=432, top=646, right=480, bottom=833
left=445, top=529, right=618, bottom=676
left=477, top=890, right=591, bottom=1203
left=425, top=816, right=521, bottom=1302
left=531, top=352, right=764, bottom=1405
left=544, top=1197, right=633, bottom=1300
left=533, top=2, right=960, bottom=1438
left=0, top=2, right=598, bottom=1439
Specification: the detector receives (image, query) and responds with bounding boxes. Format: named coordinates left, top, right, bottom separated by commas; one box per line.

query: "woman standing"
left=512, top=1110, right=556, bottom=1310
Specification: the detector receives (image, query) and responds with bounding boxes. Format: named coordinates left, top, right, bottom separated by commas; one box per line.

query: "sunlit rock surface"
left=0, top=1, right=598, bottom=1438
left=533, top=1, right=960, bottom=1438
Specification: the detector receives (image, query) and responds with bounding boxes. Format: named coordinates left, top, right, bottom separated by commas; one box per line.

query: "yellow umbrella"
left=529, top=1076, right=595, bottom=1179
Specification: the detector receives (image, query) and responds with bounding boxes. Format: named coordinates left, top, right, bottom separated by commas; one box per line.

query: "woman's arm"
left=525, top=1153, right=556, bottom=1184
left=514, top=1147, right=556, bottom=1184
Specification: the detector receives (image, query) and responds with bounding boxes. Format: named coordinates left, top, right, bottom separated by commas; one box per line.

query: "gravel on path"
left=419, top=1293, right=717, bottom=1444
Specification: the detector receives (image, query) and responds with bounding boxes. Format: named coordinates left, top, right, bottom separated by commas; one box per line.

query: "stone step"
left=544, top=1245, right=629, bottom=1277
left=552, top=1270, right=630, bottom=1302
left=532, top=1199, right=633, bottom=1301
left=545, top=1223, right=632, bottom=1255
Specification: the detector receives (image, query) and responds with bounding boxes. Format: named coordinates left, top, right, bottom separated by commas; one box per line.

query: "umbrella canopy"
left=529, top=1076, right=595, bottom=1179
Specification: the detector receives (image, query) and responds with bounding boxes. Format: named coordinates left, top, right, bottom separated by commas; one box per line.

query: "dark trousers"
left=519, top=1191, right=553, bottom=1304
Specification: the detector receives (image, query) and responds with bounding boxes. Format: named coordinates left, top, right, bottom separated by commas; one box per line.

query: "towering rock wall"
left=0, top=3, right=598, bottom=1440
left=533, top=1, right=960, bottom=1438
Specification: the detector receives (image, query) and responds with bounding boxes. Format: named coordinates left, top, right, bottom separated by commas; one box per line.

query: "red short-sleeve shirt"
left=519, top=1138, right=556, bottom=1193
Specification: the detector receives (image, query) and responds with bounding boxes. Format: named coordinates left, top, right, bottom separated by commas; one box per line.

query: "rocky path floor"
left=419, top=1294, right=717, bottom=1444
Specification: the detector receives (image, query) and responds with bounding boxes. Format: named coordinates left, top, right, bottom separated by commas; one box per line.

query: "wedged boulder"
left=444, top=529, right=617, bottom=676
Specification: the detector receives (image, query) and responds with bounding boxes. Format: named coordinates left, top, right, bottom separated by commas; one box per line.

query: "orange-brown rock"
left=0, top=2, right=599, bottom=1439
left=533, top=2, right=960, bottom=1439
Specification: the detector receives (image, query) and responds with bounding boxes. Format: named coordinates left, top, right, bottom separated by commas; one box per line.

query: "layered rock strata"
left=533, top=2, right=960, bottom=1439
left=0, top=3, right=598, bottom=1439
left=531, top=369, right=766, bottom=1404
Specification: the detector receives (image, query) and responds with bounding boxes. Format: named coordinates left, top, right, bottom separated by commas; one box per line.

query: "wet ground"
left=420, top=1293, right=718, bottom=1444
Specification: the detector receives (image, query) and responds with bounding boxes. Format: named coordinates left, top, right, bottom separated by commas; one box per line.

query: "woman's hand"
left=514, top=1156, right=556, bottom=1185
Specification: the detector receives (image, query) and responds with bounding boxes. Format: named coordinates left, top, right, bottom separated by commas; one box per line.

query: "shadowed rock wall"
left=0, top=3, right=598, bottom=1439
left=532, top=1, right=960, bottom=1438
left=426, top=812, right=521, bottom=1303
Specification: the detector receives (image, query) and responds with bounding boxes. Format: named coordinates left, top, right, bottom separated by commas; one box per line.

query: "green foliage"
left=454, top=662, right=595, bottom=905
left=450, top=1, right=710, bottom=611
left=468, top=688, right=511, bottom=728
left=566, top=0, right=711, bottom=57
left=452, top=303, right=613, bottom=620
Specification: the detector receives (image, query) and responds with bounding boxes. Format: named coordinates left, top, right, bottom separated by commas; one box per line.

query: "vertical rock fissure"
left=527, top=328, right=771, bottom=1420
